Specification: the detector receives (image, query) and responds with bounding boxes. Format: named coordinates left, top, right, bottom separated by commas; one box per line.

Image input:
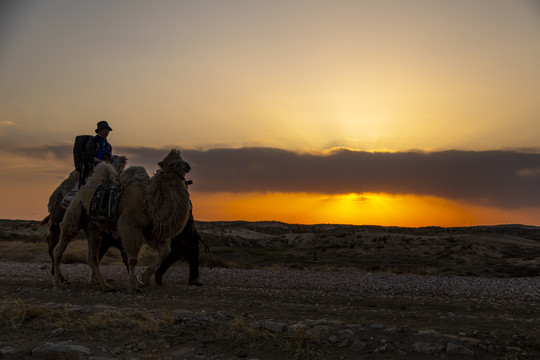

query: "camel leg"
left=53, top=200, right=84, bottom=290
left=47, top=207, right=70, bottom=283
left=118, top=224, right=143, bottom=294
left=142, top=241, right=171, bottom=286
left=95, top=234, right=144, bottom=288
left=97, top=234, right=129, bottom=268
left=47, top=223, right=60, bottom=275
left=89, top=233, right=114, bottom=284
left=155, top=233, right=186, bottom=285
left=86, top=227, right=115, bottom=292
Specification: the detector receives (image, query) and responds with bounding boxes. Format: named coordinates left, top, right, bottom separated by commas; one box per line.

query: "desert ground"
left=0, top=219, right=538, bottom=359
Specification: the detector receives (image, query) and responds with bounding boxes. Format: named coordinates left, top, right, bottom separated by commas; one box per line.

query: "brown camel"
left=53, top=149, right=192, bottom=293
left=41, top=156, right=128, bottom=283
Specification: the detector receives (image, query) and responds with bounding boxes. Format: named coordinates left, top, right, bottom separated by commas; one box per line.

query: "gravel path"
left=2, top=262, right=538, bottom=303
left=1, top=262, right=539, bottom=359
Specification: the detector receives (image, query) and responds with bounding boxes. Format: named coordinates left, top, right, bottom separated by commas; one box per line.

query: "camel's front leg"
left=142, top=240, right=171, bottom=286
left=86, top=228, right=115, bottom=292
left=118, top=224, right=144, bottom=294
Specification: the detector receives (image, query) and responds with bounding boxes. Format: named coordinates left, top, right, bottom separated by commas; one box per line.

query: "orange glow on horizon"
left=190, top=191, right=540, bottom=227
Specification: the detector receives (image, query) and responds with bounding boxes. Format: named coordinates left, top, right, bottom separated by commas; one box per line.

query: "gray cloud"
left=3, top=144, right=540, bottom=208
left=180, top=147, right=540, bottom=209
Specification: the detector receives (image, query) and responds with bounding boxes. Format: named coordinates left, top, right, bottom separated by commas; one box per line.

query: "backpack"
left=73, top=135, right=94, bottom=172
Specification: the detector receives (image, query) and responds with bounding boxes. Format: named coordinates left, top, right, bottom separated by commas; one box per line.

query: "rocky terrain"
left=0, top=219, right=539, bottom=359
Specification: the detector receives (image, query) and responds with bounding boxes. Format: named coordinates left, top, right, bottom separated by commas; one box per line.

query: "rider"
left=62, top=121, right=114, bottom=207
left=86, top=121, right=113, bottom=169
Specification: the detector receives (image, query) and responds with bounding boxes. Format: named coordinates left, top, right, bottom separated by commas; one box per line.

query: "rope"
left=199, top=238, right=213, bottom=269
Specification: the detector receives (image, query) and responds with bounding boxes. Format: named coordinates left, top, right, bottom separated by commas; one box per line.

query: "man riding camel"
left=82, top=121, right=114, bottom=180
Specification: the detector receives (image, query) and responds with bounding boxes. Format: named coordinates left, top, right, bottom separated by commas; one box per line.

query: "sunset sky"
left=1, top=0, right=540, bottom=227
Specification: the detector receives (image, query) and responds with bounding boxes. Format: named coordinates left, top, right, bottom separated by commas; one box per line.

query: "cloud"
left=180, top=147, right=540, bottom=209
left=517, top=167, right=540, bottom=177
left=0, top=144, right=71, bottom=161
left=2, top=144, right=539, bottom=209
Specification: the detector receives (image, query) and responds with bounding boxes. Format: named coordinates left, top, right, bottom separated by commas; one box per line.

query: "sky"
left=1, top=0, right=540, bottom=227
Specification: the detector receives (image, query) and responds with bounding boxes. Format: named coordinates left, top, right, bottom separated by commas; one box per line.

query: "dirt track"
left=0, top=262, right=538, bottom=359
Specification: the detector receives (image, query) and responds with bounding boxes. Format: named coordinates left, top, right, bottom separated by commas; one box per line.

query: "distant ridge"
left=1, top=218, right=539, bottom=230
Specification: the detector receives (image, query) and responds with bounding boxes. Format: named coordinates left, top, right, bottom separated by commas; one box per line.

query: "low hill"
left=1, top=219, right=539, bottom=277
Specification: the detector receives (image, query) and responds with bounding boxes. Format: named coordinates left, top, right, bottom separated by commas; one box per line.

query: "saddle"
left=89, top=183, right=124, bottom=223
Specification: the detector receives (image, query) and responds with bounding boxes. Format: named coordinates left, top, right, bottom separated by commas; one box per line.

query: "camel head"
left=158, top=149, right=191, bottom=179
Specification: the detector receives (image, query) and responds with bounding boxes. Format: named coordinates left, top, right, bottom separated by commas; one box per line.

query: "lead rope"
left=200, top=238, right=213, bottom=269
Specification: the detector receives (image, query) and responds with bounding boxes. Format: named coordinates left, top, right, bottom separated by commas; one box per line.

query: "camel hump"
left=88, top=163, right=119, bottom=186
left=119, top=166, right=150, bottom=185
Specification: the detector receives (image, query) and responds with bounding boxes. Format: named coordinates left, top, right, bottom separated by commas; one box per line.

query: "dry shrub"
left=49, top=307, right=80, bottom=329
left=83, top=310, right=133, bottom=341
left=83, top=310, right=173, bottom=342
left=0, top=299, right=47, bottom=329
left=0, top=299, right=82, bottom=334
left=285, top=327, right=326, bottom=360
left=219, top=318, right=326, bottom=360
left=219, top=317, right=271, bottom=344
left=136, top=312, right=163, bottom=336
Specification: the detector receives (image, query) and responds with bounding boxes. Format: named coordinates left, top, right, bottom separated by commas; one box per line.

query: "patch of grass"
left=82, top=310, right=174, bottom=342
left=0, top=241, right=49, bottom=263
left=136, top=312, right=169, bottom=337
left=0, top=298, right=83, bottom=334
left=0, top=299, right=47, bottom=329
left=285, top=327, right=326, bottom=360
left=218, top=318, right=326, bottom=360
left=219, top=317, right=270, bottom=344
left=0, top=239, right=90, bottom=264
left=83, top=310, right=134, bottom=341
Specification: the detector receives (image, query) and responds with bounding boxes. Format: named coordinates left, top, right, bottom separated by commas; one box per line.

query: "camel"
left=53, top=149, right=192, bottom=293
left=41, top=156, right=128, bottom=283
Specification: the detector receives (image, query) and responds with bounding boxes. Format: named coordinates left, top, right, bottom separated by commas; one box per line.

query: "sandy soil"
left=0, top=220, right=539, bottom=359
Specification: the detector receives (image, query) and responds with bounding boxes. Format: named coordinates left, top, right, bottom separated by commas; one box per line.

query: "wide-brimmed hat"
left=95, top=121, right=113, bottom=133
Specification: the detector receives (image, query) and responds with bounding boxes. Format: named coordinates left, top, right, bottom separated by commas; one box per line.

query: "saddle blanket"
left=89, top=183, right=124, bottom=223
left=61, top=183, right=79, bottom=209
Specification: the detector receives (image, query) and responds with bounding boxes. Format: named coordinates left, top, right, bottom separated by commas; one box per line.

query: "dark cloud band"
left=5, top=144, right=540, bottom=208
left=180, top=148, right=540, bottom=209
